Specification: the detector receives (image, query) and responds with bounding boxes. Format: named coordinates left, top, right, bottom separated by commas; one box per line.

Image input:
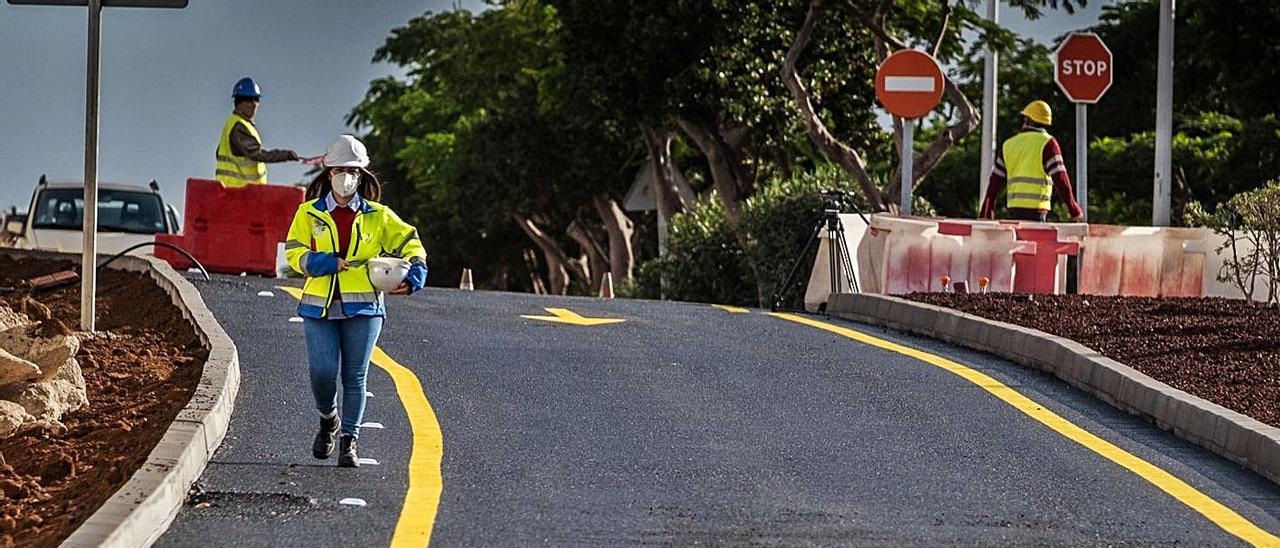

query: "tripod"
left=770, top=193, right=865, bottom=312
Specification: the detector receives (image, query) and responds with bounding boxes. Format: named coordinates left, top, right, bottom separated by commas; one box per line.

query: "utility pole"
left=979, top=0, right=999, bottom=211
left=1153, top=0, right=1175, bottom=226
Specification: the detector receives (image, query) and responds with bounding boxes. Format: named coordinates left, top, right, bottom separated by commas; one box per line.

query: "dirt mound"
left=0, top=255, right=205, bottom=548
left=909, top=293, right=1280, bottom=428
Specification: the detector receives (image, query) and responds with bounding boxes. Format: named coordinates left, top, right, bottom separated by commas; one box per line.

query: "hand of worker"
left=389, top=263, right=428, bottom=296
left=337, top=259, right=349, bottom=272
left=1071, top=212, right=1084, bottom=222
left=286, top=150, right=301, bottom=161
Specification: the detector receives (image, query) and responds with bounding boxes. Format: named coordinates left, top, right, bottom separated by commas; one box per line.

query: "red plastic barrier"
left=154, top=179, right=304, bottom=277
left=1012, top=227, right=1079, bottom=294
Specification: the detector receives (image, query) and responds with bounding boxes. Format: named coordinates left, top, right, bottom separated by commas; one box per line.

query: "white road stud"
left=360, top=422, right=384, bottom=429
left=257, top=291, right=275, bottom=297
left=339, top=498, right=367, bottom=507
left=288, top=317, right=304, bottom=323
left=356, top=457, right=379, bottom=466
left=366, top=392, right=374, bottom=398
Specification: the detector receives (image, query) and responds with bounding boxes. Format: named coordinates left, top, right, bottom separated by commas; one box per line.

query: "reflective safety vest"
left=216, top=114, right=268, bottom=187
left=1002, top=130, right=1055, bottom=211
left=285, top=198, right=426, bottom=319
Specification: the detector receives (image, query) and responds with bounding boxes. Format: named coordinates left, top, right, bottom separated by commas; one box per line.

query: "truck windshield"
left=31, top=189, right=168, bottom=235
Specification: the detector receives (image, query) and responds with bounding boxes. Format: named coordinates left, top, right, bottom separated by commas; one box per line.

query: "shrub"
left=1185, top=180, right=1280, bottom=303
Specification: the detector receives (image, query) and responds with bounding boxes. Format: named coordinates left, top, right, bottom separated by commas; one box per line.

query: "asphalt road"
left=157, top=273, right=1280, bottom=546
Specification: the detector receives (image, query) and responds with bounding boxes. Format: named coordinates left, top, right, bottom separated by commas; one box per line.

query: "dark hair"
left=233, top=95, right=259, bottom=106
left=1023, top=117, right=1048, bottom=130
left=305, top=167, right=382, bottom=202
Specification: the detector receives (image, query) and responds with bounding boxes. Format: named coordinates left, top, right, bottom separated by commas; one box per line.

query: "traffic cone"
left=599, top=272, right=614, bottom=299
left=459, top=268, right=474, bottom=291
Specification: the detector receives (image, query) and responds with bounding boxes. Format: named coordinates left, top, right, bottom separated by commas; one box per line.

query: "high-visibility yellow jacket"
left=1002, top=129, right=1055, bottom=211
left=216, top=114, right=268, bottom=187
left=285, top=197, right=426, bottom=319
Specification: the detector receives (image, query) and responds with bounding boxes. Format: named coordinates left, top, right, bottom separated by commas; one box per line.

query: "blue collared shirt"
left=325, top=191, right=362, bottom=213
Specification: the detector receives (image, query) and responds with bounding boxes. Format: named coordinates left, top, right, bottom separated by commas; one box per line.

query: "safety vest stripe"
left=341, top=292, right=378, bottom=303
left=215, top=169, right=262, bottom=181
left=285, top=240, right=309, bottom=251
left=216, top=155, right=262, bottom=168
left=1010, top=192, right=1052, bottom=203
left=391, top=231, right=420, bottom=256
left=1009, top=176, right=1049, bottom=185
left=298, top=252, right=313, bottom=277
left=300, top=293, right=327, bottom=307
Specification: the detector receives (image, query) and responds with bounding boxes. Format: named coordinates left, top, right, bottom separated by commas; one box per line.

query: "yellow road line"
left=770, top=312, right=1280, bottom=547
left=278, top=286, right=445, bottom=546
left=711, top=304, right=750, bottom=314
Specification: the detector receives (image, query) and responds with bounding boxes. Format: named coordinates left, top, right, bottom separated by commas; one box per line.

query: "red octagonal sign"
left=1054, top=32, right=1113, bottom=104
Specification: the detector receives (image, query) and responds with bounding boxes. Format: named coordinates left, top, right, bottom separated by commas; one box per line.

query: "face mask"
left=331, top=172, right=359, bottom=198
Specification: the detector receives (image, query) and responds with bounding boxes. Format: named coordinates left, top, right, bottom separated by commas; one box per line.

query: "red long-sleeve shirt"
left=979, top=132, right=1083, bottom=220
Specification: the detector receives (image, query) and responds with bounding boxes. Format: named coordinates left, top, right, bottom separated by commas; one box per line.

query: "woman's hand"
left=337, top=259, right=349, bottom=272
left=389, top=282, right=411, bottom=295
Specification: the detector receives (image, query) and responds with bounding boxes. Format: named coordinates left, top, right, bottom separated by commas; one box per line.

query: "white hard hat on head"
left=323, top=134, right=370, bottom=168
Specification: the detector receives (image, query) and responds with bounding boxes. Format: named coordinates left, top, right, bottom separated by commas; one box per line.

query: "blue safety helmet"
left=232, top=77, right=261, bottom=99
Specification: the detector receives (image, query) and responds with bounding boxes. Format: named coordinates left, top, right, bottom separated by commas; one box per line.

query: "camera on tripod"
left=770, top=188, right=868, bottom=311
left=821, top=189, right=854, bottom=217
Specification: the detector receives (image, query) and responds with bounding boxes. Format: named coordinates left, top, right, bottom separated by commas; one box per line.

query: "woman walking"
left=285, top=135, right=428, bottom=467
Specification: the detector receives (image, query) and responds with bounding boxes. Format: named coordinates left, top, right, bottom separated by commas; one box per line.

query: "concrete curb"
left=57, top=255, right=240, bottom=548
left=827, top=292, right=1280, bottom=487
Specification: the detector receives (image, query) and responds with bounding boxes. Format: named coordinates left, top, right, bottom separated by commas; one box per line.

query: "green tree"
left=351, top=1, right=640, bottom=293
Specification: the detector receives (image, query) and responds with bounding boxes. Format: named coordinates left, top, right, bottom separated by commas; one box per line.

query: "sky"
left=0, top=0, right=1112, bottom=215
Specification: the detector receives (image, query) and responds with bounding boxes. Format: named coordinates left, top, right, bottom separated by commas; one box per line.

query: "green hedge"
left=631, top=164, right=891, bottom=307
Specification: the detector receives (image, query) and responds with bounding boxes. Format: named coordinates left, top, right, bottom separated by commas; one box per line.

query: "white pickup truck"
left=3, top=177, right=181, bottom=255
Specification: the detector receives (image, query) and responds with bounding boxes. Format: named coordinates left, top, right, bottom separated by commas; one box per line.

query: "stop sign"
left=1054, top=32, right=1113, bottom=103
left=875, top=49, right=944, bottom=119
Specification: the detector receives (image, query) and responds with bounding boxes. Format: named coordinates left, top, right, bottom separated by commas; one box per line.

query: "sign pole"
left=901, top=120, right=913, bottom=215
left=1076, top=103, right=1088, bottom=222
left=80, top=0, right=101, bottom=332
left=979, top=0, right=998, bottom=210
left=1075, top=103, right=1088, bottom=291
left=1152, top=0, right=1175, bottom=226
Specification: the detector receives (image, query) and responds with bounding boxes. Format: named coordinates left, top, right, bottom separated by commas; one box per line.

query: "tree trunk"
left=593, top=194, right=635, bottom=281
left=781, top=0, right=886, bottom=212
left=640, top=125, right=691, bottom=220
left=515, top=215, right=573, bottom=295
left=522, top=249, right=548, bottom=295
left=677, top=118, right=754, bottom=226
left=567, top=219, right=608, bottom=290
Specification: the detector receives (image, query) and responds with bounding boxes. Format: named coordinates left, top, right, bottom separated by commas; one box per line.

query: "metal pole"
left=1075, top=103, right=1087, bottom=293
left=1153, top=0, right=1175, bottom=226
left=81, top=0, right=101, bottom=332
left=901, top=119, right=913, bottom=216
left=1076, top=104, right=1088, bottom=222
left=979, top=0, right=999, bottom=211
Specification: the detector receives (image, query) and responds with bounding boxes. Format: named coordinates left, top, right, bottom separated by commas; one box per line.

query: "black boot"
left=338, top=435, right=359, bottom=468
left=312, top=414, right=339, bottom=459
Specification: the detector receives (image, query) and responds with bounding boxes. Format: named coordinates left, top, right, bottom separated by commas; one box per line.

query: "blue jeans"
left=303, top=316, right=383, bottom=437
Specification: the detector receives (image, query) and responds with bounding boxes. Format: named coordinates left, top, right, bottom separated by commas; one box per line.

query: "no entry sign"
left=1054, top=32, right=1113, bottom=103
left=875, top=49, right=944, bottom=119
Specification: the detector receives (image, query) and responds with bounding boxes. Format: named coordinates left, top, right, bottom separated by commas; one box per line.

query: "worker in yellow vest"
left=215, top=77, right=300, bottom=187
left=979, top=100, right=1084, bottom=223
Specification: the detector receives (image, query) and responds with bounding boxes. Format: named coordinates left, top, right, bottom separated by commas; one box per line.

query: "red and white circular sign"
left=1054, top=32, right=1113, bottom=103
left=875, top=49, right=944, bottom=119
